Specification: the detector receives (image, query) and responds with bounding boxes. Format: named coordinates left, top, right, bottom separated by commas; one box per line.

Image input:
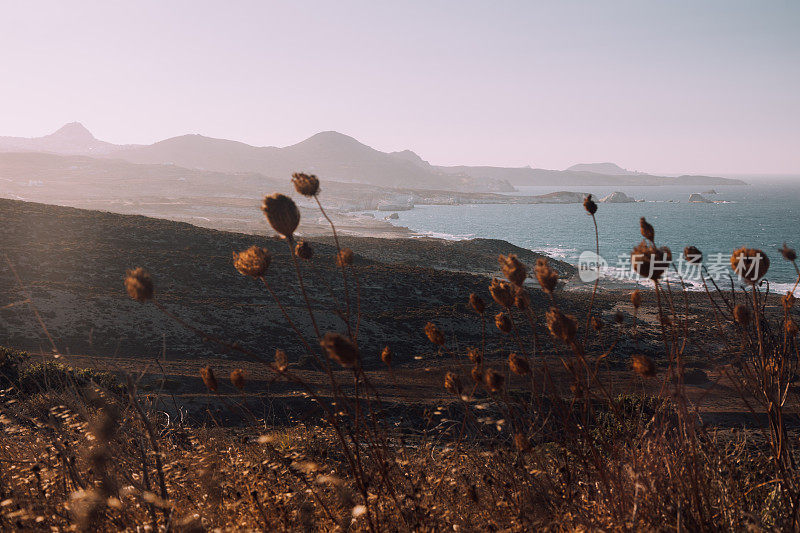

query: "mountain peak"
left=49, top=122, right=95, bottom=141
left=302, top=130, right=361, bottom=145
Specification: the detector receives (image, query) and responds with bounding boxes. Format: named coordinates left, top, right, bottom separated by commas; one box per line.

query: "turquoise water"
left=369, top=179, right=800, bottom=292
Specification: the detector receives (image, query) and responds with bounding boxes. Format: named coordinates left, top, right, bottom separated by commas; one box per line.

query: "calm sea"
left=369, top=177, right=800, bottom=293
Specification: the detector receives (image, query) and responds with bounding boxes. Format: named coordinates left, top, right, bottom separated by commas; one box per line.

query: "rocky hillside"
left=0, top=199, right=578, bottom=366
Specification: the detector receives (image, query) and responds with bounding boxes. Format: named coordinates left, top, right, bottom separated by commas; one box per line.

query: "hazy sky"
left=1, top=1, right=798, bottom=174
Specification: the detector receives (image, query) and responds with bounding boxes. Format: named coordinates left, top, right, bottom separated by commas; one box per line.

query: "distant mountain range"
left=0, top=123, right=747, bottom=189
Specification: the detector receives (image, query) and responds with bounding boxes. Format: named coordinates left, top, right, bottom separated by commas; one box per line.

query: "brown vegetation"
left=1, top=175, right=800, bottom=531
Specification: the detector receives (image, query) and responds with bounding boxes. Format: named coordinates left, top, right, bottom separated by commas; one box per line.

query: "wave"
left=411, top=230, right=476, bottom=240
left=532, top=246, right=579, bottom=260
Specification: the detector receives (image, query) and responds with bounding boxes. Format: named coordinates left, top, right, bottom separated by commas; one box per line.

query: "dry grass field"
left=2, top=176, right=800, bottom=531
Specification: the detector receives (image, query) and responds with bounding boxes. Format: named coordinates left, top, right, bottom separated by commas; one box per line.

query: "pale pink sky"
left=0, top=1, right=798, bottom=175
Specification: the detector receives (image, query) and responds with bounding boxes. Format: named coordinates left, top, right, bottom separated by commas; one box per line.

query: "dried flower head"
left=233, top=246, right=271, bottom=277
left=295, top=241, right=313, bottom=260
left=508, top=353, right=531, bottom=375
left=787, top=318, right=799, bottom=337
left=514, top=287, right=530, bottom=310
left=471, top=364, right=483, bottom=384
left=546, top=307, right=577, bottom=343
left=124, top=267, right=154, bottom=302
left=274, top=349, right=288, bottom=372
left=469, top=293, right=486, bottom=315
left=614, top=310, right=625, bottom=324
left=336, top=248, right=354, bottom=267
left=262, top=193, right=300, bottom=240
left=631, top=289, right=642, bottom=309
left=424, top=322, right=445, bottom=346
left=631, top=354, right=655, bottom=377
left=683, top=246, right=703, bottom=264
left=780, top=243, right=797, bottom=262
left=291, top=172, right=320, bottom=197
left=230, top=369, right=246, bottom=391
left=200, top=366, right=218, bottom=392
left=514, top=432, right=532, bottom=452
left=730, top=247, right=769, bottom=284
left=631, top=241, right=671, bottom=281
left=583, top=194, right=597, bottom=215
left=495, top=312, right=512, bottom=334
left=484, top=369, right=505, bottom=393
left=320, top=332, right=359, bottom=368
left=534, top=258, right=559, bottom=294
left=444, top=372, right=463, bottom=396
left=380, top=346, right=392, bottom=367
left=499, top=254, right=528, bottom=287
left=591, top=316, right=604, bottom=331
left=640, top=217, right=655, bottom=241
left=467, top=346, right=482, bottom=364
left=489, top=278, right=515, bottom=308
left=783, top=292, right=796, bottom=312
left=733, top=304, right=751, bottom=325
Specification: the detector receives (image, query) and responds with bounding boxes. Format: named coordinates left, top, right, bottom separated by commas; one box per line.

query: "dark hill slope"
left=0, top=199, right=576, bottom=365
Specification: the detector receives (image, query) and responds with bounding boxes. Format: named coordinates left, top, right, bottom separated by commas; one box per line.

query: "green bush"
left=0, top=346, right=28, bottom=387
left=0, top=346, right=123, bottom=395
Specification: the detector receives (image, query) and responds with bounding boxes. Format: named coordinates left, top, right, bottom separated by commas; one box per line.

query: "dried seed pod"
left=335, top=248, right=354, bottom=267
left=614, top=310, right=625, bottom=324
left=470, top=364, right=483, bottom=384
left=262, top=193, right=300, bottom=240
left=583, top=194, right=597, bottom=215
left=484, top=369, right=505, bottom=393
left=200, top=366, right=218, bottom=392
left=294, top=241, right=313, bottom=260
left=466, top=346, right=482, bottom=364
left=489, top=278, right=515, bottom=308
left=469, top=293, right=486, bottom=315
left=499, top=254, right=528, bottom=287
left=631, top=241, right=670, bottom=281
left=495, top=312, right=512, bottom=334
left=274, top=349, right=288, bottom=372
left=730, top=247, right=769, bottom=284
left=590, top=316, right=604, bottom=331
left=320, top=333, right=359, bottom=368
left=508, top=353, right=531, bottom=375
left=424, top=322, right=445, bottom=346
left=291, top=172, right=320, bottom=197
left=233, top=246, right=271, bottom=277
left=546, top=307, right=577, bottom=343
left=630, top=289, right=642, bottom=309
left=380, top=346, right=392, bottom=367
left=683, top=246, right=703, bottom=264
left=534, top=258, right=559, bottom=294
left=640, top=217, right=655, bottom=242
left=733, top=304, right=751, bottom=325
left=780, top=243, right=797, bottom=262
left=230, top=369, right=246, bottom=390
left=124, top=268, right=154, bottom=302
left=631, top=354, right=655, bottom=377
left=444, top=372, right=463, bottom=396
